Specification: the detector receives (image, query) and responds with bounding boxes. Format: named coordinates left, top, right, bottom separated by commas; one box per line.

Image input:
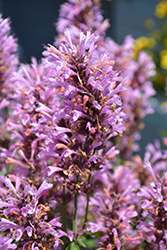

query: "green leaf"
left=77, top=236, right=87, bottom=248
left=65, top=242, right=80, bottom=250
left=84, top=238, right=95, bottom=249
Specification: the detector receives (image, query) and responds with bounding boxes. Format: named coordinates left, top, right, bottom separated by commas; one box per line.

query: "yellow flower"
left=133, top=37, right=156, bottom=57
left=160, top=49, right=167, bottom=69
left=155, top=1, right=167, bottom=18
left=134, top=37, right=149, bottom=51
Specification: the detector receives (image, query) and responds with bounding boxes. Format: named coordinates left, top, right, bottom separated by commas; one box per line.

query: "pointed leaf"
left=65, top=242, right=80, bottom=250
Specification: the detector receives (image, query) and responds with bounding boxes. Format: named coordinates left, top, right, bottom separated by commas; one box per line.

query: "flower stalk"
left=73, top=191, right=78, bottom=235
left=83, top=173, right=91, bottom=229
left=63, top=182, right=67, bottom=232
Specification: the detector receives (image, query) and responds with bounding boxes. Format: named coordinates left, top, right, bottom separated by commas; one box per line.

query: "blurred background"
left=1, top=0, right=167, bottom=157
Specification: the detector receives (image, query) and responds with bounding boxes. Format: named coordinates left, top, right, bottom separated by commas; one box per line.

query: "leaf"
left=65, top=242, right=80, bottom=250
left=84, top=238, right=95, bottom=249
left=77, top=236, right=87, bottom=248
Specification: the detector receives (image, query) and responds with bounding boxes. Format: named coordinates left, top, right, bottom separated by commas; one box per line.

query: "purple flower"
left=0, top=176, right=64, bottom=249
left=54, top=0, right=156, bottom=162
left=86, top=165, right=141, bottom=249
left=103, top=36, right=156, bottom=159
left=3, top=57, right=61, bottom=183
left=21, top=203, right=34, bottom=217
left=0, top=235, right=17, bottom=250
left=137, top=167, right=167, bottom=248
left=144, top=140, right=167, bottom=175
left=55, top=0, right=109, bottom=45
left=0, top=14, right=18, bottom=173
left=0, top=14, right=18, bottom=98
left=42, top=29, right=126, bottom=193
left=0, top=1, right=160, bottom=249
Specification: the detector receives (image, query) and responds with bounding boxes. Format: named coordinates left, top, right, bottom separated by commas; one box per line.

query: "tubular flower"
left=0, top=14, right=18, bottom=92
left=86, top=166, right=141, bottom=249
left=103, top=36, right=156, bottom=159
left=55, top=0, right=110, bottom=45
left=0, top=235, right=17, bottom=249
left=55, top=0, right=156, bottom=159
left=41, top=29, right=125, bottom=193
left=0, top=176, right=64, bottom=249
left=127, top=139, right=167, bottom=190
left=0, top=14, right=18, bottom=150
left=144, top=140, right=167, bottom=176
left=2, top=57, right=60, bottom=184
left=137, top=161, right=167, bottom=249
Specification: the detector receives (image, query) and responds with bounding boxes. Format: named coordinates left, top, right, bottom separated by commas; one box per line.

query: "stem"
left=84, top=135, right=89, bottom=147
left=62, top=182, right=67, bottom=232
left=73, top=191, right=78, bottom=235
left=83, top=173, right=91, bottom=229
left=73, top=156, right=82, bottom=234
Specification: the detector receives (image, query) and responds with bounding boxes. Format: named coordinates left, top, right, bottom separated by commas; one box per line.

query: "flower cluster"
left=0, top=0, right=167, bottom=249
left=1, top=58, right=62, bottom=185
left=55, top=0, right=110, bottom=45
left=137, top=161, right=167, bottom=249
left=40, top=29, right=125, bottom=196
left=103, top=36, right=156, bottom=158
left=56, top=0, right=156, bottom=159
left=0, top=14, right=18, bottom=178
left=0, top=176, right=64, bottom=249
left=0, top=14, right=18, bottom=148
left=86, top=166, right=141, bottom=249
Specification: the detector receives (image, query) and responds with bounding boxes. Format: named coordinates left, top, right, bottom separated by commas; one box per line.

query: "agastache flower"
left=55, top=0, right=110, bottom=45
left=86, top=166, right=141, bottom=249
left=103, top=36, right=156, bottom=159
left=0, top=14, right=18, bottom=173
left=2, top=57, right=61, bottom=184
left=0, top=176, right=64, bottom=249
left=127, top=140, right=167, bottom=188
left=55, top=0, right=156, bottom=160
left=144, top=139, right=167, bottom=175
left=41, top=29, right=125, bottom=194
left=0, top=14, right=18, bottom=100
left=137, top=162, right=167, bottom=248
left=0, top=235, right=17, bottom=249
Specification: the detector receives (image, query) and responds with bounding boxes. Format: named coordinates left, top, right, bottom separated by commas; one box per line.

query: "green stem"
left=72, top=155, right=83, bottom=235
left=84, top=135, right=89, bottom=147
left=83, top=173, right=91, bottom=229
left=62, top=182, right=67, bottom=232
left=73, top=191, right=78, bottom=235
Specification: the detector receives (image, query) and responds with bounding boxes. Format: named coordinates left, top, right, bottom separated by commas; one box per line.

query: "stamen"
left=55, top=143, right=68, bottom=150
left=40, top=111, right=52, bottom=118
